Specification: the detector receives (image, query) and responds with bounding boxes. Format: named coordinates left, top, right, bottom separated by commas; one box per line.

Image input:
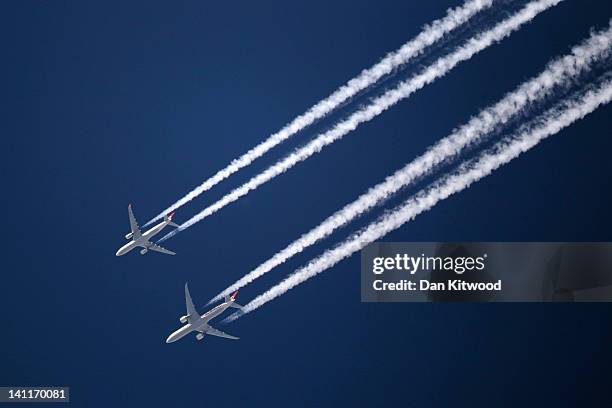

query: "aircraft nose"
left=165, top=334, right=175, bottom=344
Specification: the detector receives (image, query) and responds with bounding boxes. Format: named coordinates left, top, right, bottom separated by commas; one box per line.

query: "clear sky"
left=2, top=0, right=612, bottom=406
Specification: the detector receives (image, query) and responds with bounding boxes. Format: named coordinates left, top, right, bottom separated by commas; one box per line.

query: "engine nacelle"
left=196, top=333, right=205, bottom=341
left=179, top=315, right=188, bottom=324
left=125, top=232, right=133, bottom=240
left=140, top=248, right=148, bottom=255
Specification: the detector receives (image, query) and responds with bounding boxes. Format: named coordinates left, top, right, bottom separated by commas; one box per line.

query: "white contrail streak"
left=228, top=78, right=612, bottom=320
left=160, top=0, right=563, bottom=241
left=144, top=0, right=494, bottom=227
left=210, top=24, right=612, bottom=303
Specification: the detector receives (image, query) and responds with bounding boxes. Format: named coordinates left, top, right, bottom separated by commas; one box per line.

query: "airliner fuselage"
left=115, top=204, right=178, bottom=256
left=116, top=219, right=172, bottom=256
left=166, top=284, right=241, bottom=343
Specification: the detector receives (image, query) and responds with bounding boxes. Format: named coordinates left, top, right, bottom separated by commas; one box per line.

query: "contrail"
left=210, top=24, right=612, bottom=304
left=227, top=78, right=612, bottom=320
left=160, top=0, right=563, bottom=242
left=143, top=0, right=494, bottom=228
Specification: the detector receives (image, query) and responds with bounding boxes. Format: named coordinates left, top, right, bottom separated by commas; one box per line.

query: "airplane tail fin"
left=225, top=291, right=239, bottom=304
left=164, top=212, right=180, bottom=228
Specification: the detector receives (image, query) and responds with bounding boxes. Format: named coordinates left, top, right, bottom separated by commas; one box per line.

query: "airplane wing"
left=127, top=204, right=142, bottom=239
left=184, top=283, right=200, bottom=323
left=205, top=326, right=239, bottom=340
left=148, top=242, right=176, bottom=256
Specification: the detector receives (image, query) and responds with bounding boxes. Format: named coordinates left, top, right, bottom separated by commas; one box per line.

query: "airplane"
left=115, top=204, right=178, bottom=256
left=166, top=283, right=242, bottom=343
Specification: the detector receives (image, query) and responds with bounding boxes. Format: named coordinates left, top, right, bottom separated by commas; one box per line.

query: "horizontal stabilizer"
left=164, top=213, right=180, bottom=228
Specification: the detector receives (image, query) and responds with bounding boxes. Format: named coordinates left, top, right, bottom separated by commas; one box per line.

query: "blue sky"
left=2, top=1, right=612, bottom=406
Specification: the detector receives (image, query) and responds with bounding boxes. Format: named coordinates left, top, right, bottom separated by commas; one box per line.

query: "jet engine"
left=125, top=232, right=133, bottom=240
left=179, top=315, right=188, bottom=324
left=196, top=333, right=204, bottom=341
left=140, top=248, right=148, bottom=255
